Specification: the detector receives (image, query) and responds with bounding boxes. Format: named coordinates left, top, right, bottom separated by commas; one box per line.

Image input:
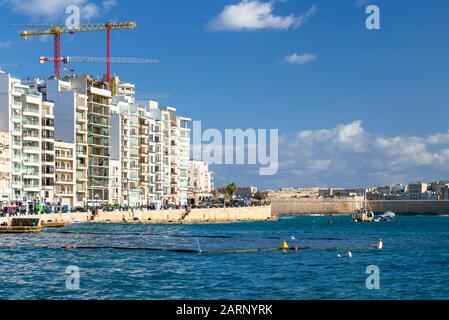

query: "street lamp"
left=94, top=193, right=100, bottom=208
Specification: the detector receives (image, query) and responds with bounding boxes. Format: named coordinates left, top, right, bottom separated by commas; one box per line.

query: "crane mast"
left=20, top=21, right=137, bottom=82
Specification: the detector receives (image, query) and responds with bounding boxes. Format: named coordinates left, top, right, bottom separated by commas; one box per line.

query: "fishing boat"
left=0, top=217, right=42, bottom=234
left=374, top=211, right=395, bottom=222
left=352, top=194, right=374, bottom=223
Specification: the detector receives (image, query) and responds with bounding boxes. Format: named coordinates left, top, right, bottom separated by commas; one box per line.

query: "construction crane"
left=19, top=21, right=137, bottom=82
left=40, top=56, right=157, bottom=65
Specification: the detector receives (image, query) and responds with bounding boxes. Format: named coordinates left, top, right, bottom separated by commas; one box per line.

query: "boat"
left=374, top=211, right=395, bottom=222
left=352, top=194, right=374, bottom=222
left=0, top=217, right=42, bottom=234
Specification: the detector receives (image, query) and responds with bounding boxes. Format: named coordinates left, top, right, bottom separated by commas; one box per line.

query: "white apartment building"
left=54, top=140, right=76, bottom=206
left=110, top=96, right=141, bottom=207
left=187, top=160, right=213, bottom=205
left=109, top=159, right=121, bottom=205
left=33, top=78, right=89, bottom=208
left=0, top=71, right=55, bottom=203
left=0, top=131, right=11, bottom=204
left=149, top=106, right=191, bottom=206
left=178, top=117, right=191, bottom=206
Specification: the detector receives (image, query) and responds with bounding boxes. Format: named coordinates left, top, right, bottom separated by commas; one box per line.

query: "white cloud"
left=274, top=121, right=449, bottom=188
left=284, top=52, right=316, bottom=65
left=207, top=0, right=316, bottom=31
left=5, top=0, right=117, bottom=20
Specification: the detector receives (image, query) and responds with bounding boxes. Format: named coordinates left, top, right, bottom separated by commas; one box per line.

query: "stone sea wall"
left=271, top=198, right=361, bottom=216
left=271, top=198, right=449, bottom=215
left=5, top=205, right=273, bottom=225
left=367, top=200, right=449, bottom=215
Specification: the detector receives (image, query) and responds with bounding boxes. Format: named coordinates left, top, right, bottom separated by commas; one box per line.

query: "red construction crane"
left=39, top=56, right=157, bottom=65
left=20, top=22, right=137, bottom=82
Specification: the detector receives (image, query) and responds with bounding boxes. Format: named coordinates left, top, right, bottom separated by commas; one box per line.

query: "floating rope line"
left=31, top=245, right=311, bottom=254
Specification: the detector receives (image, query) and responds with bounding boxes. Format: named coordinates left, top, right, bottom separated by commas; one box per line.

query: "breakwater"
left=271, top=198, right=449, bottom=215
left=1, top=205, right=273, bottom=225
left=271, top=198, right=361, bottom=215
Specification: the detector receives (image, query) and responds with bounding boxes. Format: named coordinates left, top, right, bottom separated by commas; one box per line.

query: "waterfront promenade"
left=0, top=205, right=273, bottom=226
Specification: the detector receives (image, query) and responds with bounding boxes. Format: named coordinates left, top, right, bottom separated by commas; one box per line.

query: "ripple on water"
left=1, top=215, right=449, bottom=299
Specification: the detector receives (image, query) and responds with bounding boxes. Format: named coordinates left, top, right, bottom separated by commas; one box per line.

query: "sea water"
left=0, top=215, right=448, bottom=300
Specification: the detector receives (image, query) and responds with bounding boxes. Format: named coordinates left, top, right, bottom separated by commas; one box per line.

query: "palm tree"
left=224, top=183, right=238, bottom=205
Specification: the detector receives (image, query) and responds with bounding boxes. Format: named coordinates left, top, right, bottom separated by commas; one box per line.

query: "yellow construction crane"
left=20, top=22, right=137, bottom=81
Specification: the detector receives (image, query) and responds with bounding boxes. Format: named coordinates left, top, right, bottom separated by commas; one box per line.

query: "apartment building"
left=70, top=76, right=112, bottom=207
left=40, top=101, right=55, bottom=202
left=152, top=107, right=191, bottom=206
left=0, top=131, right=11, bottom=204
left=178, top=117, right=191, bottom=206
left=407, top=182, right=429, bottom=200
left=110, top=96, right=141, bottom=207
left=0, top=72, right=54, bottom=203
left=111, top=75, right=135, bottom=98
left=109, top=159, right=121, bottom=205
left=187, top=160, right=213, bottom=205
left=147, top=101, right=164, bottom=205
left=34, top=78, right=90, bottom=208
left=54, top=140, right=76, bottom=206
left=137, top=105, right=151, bottom=204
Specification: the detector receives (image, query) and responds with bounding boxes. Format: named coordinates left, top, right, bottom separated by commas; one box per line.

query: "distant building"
left=430, top=181, right=449, bottom=200
left=187, top=160, right=213, bottom=205
left=407, top=182, right=429, bottom=200
left=441, top=186, right=449, bottom=200
left=391, top=184, right=406, bottom=193
left=236, top=186, right=258, bottom=199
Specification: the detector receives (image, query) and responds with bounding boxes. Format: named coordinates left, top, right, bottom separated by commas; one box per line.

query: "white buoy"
left=378, top=238, right=383, bottom=250
left=337, top=254, right=342, bottom=258
left=348, top=251, right=352, bottom=258
left=290, top=236, right=296, bottom=240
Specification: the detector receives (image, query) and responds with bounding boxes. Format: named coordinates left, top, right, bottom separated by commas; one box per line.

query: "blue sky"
left=1, top=0, right=449, bottom=189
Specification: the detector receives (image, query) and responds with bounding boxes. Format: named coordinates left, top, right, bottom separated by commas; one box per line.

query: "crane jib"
left=20, top=21, right=137, bottom=37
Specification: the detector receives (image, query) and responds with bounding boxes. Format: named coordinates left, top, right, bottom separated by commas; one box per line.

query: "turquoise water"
left=0, top=215, right=449, bottom=300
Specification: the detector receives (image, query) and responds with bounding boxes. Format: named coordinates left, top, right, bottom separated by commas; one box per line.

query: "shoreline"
left=0, top=205, right=274, bottom=227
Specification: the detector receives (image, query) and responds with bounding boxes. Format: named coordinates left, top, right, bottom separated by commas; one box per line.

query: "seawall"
left=271, top=198, right=361, bottom=216
left=2, top=205, right=273, bottom=225
left=368, top=200, right=449, bottom=215
left=271, top=198, right=449, bottom=215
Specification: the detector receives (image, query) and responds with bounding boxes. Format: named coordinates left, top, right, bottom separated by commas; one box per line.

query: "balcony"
left=23, top=146, right=40, bottom=154
left=22, top=107, right=40, bottom=117
left=23, top=123, right=40, bottom=130
left=23, top=134, right=40, bottom=142
left=23, top=173, right=41, bottom=179
left=23, top=185, right=40, bottom=192
left=56, top=166, right=74, bottom=172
